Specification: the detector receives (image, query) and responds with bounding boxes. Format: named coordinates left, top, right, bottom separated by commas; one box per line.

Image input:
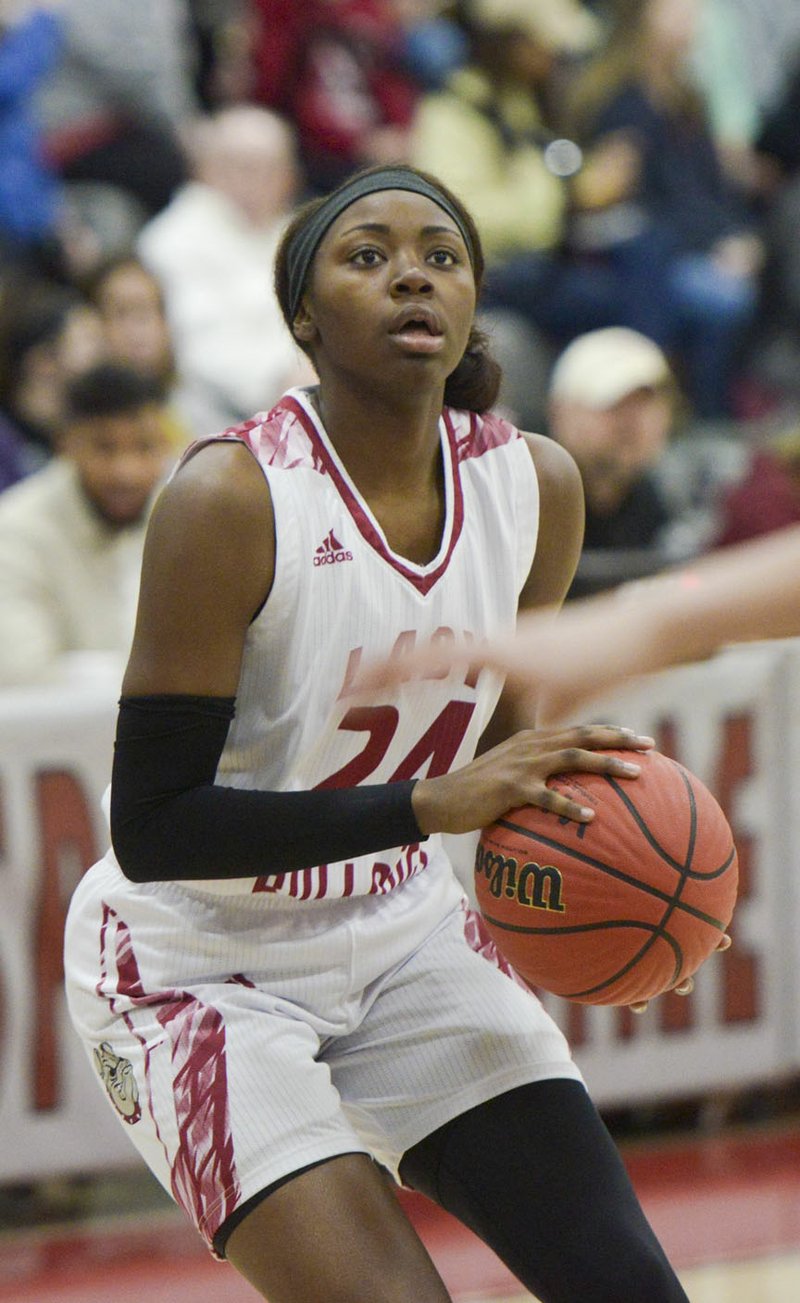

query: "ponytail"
left=445, top=324, right=503, bottom=413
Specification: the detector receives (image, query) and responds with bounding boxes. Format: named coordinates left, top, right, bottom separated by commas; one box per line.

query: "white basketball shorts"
left=65, top=852, right=583, bottom=1256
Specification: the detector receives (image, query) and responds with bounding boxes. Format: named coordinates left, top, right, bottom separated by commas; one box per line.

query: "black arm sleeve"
left=110, top=695, right=427, bottom=884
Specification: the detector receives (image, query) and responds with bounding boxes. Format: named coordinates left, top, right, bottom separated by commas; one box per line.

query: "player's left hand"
left=629, top=933, right=733, bottom=1013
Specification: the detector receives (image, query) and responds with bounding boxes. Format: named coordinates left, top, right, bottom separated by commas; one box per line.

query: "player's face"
left=62, top=406, right=171, bottom=527
left=296, top=189, right=477, bottom=391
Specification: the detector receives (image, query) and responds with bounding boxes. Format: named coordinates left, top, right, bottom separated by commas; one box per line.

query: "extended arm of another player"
left=630, top=523, right=800, bottom=653
left=503, top=522, right=800, bottom=723
left=364, top=522, right=800, bottom=720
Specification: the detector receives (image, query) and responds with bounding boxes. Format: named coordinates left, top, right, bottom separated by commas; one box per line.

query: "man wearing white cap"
left=547, top=327, right=689, bottom=596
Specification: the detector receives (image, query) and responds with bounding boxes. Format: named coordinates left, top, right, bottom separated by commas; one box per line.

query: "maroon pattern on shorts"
left=98, top=903, right=242, bottom=1247
left=157, top=996, right=241, bottom=1242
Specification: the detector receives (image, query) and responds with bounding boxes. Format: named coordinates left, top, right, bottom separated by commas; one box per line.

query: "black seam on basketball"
left=580, top=762, right=715, bottom=993
left=480, top=913, right=684, bottom=1000
left=596, top=765, right=695, bottom=984
left=605, top=767, right=731, bottom=880
left=482, top=916, right=665, bottom=938
left=603, top=766, right=733, bottom=976
left=492, top=817, right=727, bottom=930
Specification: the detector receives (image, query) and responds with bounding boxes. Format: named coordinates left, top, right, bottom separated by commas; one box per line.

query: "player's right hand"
left=411, top=723, right=655, bottom=836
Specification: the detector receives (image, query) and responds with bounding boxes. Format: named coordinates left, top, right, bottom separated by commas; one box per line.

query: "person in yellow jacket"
left=410, top=19, right=569, bottom=263
left=410, top=0, right=676, bottom=363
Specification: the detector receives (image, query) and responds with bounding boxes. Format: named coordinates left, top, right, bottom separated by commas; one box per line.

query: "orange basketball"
left=475, top=749, right=738, bottom=1006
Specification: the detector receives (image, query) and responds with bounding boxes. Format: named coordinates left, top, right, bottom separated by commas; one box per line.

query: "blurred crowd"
left=3, top=0, right=800, bottom=686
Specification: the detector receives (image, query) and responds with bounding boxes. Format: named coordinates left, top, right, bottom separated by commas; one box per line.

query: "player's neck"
left=310, top=380, right=445, bottom=497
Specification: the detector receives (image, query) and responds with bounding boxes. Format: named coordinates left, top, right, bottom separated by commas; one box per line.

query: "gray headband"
left=285, top=167, right=477, bottom=323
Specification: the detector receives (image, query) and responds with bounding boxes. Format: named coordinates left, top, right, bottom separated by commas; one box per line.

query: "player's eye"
left=428, top=248, right=459, bottom=266
left=350, top=247, right=385, bottom=266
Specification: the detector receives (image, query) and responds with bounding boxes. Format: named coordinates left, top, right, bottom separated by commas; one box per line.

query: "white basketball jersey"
left=177, top=388, right=540, bottom=898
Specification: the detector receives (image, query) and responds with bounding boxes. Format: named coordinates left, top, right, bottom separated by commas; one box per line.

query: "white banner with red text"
left=0, top=642, right=798, bottom=1179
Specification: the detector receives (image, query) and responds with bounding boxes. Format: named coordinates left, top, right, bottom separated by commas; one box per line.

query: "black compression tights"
left=399, top=1079, right=689, bottom=1303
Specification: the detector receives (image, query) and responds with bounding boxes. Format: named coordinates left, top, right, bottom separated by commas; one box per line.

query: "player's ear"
left=292, top=300, right=317, bottom=344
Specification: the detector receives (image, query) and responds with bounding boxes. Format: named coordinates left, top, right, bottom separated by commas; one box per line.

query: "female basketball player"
left=65, top=164, right=691, bottom=1302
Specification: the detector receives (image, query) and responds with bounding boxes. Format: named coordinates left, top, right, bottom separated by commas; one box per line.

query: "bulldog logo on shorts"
left=94, top=1041, right=142, bottom=1124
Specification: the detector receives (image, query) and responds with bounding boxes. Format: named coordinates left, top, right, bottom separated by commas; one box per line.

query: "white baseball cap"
left=549, top=328, right=673, bottom=409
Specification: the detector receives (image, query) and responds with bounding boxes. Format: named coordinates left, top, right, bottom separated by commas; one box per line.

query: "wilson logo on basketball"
left=475, top=846, right=566, bottom=914
left=314, top=529, right=353, bottom=566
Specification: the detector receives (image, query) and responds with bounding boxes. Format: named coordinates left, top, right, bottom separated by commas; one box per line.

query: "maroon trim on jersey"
left=282, top=394, right=465, bottom=596
left=175, top=426, right=263, bottom=476
left=453, top=409, right=520, bottom=461
left=176, top=401, right=326, bottom=476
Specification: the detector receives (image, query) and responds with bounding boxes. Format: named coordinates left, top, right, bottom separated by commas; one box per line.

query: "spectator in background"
left=34, top=0, right=199, bottom=223
left=186, top=0, right=256, bottom=108
left=391, top=1, right=468, bottom=91
left=745, top=50, right=800, bottom=409
left=719, top=0, right=800, bottom=124
left=592, top=0, right=800, bottom=122
left=682, top=1, right=777, bottom=206
left=243, top=0, right=308, bottom=125
left=137, top=105, right=316, bottom=429
left=709, top=439, right=800, bottom=549
left=248, top=0, right=421, bottom=194
left=566, top=0, right=764, bottom=420
left=0, top=408, right=32, bottom=492
left=409, top=0, right=677, bottom=429
left=86, top=256, right=175, bottom=390
left=0, top=361, right=172, bottom=686
left=411, top=0, right=585, bottom=271
left=0, top=1, right=67, bottom=276
left=0, top=276, right=104, bottom=465
left=550, top=326, right=800, bottom=577
left=85, top=254, right=200, bottom=445
left=546, top=326, right=696, bottom=597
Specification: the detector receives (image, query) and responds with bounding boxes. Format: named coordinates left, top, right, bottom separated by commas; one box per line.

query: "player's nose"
left=391, top=262, right=433, bottom=295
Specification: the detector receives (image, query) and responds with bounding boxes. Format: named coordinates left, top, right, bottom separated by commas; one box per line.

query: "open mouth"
left=394, top=318, right=441, bottom=337
left=389, top=307, right=445, bottom=352
left=390, top=305, right=443, bottom=337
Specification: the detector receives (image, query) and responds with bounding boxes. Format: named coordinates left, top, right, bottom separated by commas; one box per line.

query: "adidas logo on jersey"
left=314, top=529, right=353, bottom=566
